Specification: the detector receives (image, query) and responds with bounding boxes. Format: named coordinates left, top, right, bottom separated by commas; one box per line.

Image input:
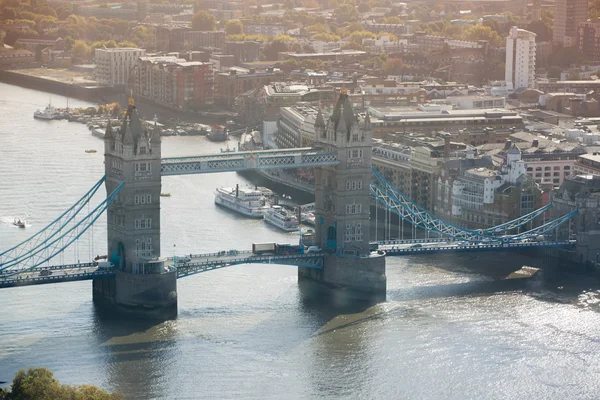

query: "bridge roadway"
left=0, top=240, right=575, bottom=288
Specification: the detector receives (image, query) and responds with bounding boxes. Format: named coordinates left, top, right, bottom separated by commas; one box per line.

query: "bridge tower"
left=299, top=92, right=386, bottom=295
left=92, top=99, right=177, bottom=319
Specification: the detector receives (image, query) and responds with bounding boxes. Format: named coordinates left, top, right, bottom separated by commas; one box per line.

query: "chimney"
left=532, top=139, right=539, bottom=147
left=504, top=140, right=512, bottom=149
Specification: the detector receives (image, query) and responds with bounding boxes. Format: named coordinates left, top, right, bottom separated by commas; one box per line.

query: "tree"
left=263, top=39, right=289, bottom=60
left=71, top=40, right=91, bottom=59
left=383, top=57, right=404, bottom=74
left=461, top=25, right=502, bottom=46
left=311, top=32, right=341, bottom=42
left=300, top=59, right=324, bottom=69
left=348, top=30, right=375, bottom=44
left=191, top=11, right=216, bottom=31
left=357, top=2, right=370, bottom=12
left=526, top=20, right=552, bottom=42
left=117, top=41, right=137, bottom=48
left=225, top=19, right=243, bottom=35
left=2, top=368, right=122, bottom=399
left=307, top=23, right=328, bottom=33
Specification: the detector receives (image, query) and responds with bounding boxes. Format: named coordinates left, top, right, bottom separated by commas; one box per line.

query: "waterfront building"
left=94, top=47, right=145, bottom=87
left=132, top=55, right=213, bottom=108
left=505, top=26, right=536, bottom=90
left=0, top=48, right=35, bottom=66
left=213, top=67, right=284, bottom=106
left=14, top=36, right=63, bottom=53
left=553, top=0, right=589, bottom=46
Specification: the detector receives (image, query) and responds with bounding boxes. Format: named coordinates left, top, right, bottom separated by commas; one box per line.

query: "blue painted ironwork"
left=176, top=253, right=325, bottom=278
left=161, top=149, right=339, bottom=175
left=0, top=181, right=124, bottom=276
left=370, top=168, right=576, bottom=242
left=382, top=240, right=575, bottom=256
left=0, top=176, right=105, bottom=268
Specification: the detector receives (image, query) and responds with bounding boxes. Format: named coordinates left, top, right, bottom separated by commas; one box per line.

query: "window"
left=553, top=166, right=561, bottom=170
left=346, top=180, right=363, bottom=190
left=135, top=218, right=152, bottom=230
left=345, top=203, right=362, bottom=214
left=135, top=162, right=151, bottom=172
left=344, top=223, right=362, bottom=242
left=544, top=166, right=551, bottom=171
left=348, top=149, right=363, bottom=159
left=564, top=165, right=571, bottom=170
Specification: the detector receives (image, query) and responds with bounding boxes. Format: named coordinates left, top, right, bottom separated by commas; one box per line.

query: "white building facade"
left=95, top=47, right=145, bottom=87
left=505, top=26, right=536, bottom=90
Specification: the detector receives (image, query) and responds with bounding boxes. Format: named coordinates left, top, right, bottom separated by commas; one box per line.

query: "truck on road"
left=252, top=243, right=277, bottom=254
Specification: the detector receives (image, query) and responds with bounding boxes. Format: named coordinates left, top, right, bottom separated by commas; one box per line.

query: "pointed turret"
left=335, top=106, right=347, bottom=139
left=315, top=107, right=325, bottom=128
left=363, top=111, right=371, bottom=130
left=123, top=119, right=134, bottom=145
left=151, top=120, right=161, bottom=145
left=104, top=119, right=114, bottom=140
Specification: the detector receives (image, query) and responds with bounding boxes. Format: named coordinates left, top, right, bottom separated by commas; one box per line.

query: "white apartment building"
left=505, top=26, right=536, bottom=90
left=94, top=47, right=145, bottom=87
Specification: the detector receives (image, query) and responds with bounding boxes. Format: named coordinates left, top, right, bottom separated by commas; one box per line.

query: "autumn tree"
left=225, top=19, right=243, bottom=35
left=191, top=10, right=216, bottom=31
left=383, top=57, right=404, bottom=74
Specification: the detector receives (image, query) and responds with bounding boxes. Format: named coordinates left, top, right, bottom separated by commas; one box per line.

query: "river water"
left=1, top=82, right=600, bottom=399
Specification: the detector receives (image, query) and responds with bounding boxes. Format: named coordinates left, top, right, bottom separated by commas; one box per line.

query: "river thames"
left=1, top=82, right=600, bottom=399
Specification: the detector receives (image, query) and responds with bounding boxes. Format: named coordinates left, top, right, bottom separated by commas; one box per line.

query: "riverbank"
left=0, top=68, right=119, bottom=102
left=0, top=68, right=238, bottom=125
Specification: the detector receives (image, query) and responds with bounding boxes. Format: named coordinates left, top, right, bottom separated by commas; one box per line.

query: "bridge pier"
left=93, top=267, right=177, bottom=320
left=298, top=253, right=386, bottom=298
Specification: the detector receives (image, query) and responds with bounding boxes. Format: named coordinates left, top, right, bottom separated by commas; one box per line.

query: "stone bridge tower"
left=93, top=99, right=177, bottom=319
left=299, top=92, right=386, bottom=296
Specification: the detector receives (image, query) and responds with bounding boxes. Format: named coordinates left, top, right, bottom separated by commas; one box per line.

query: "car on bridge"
left=39, top=270, right=53, bottom=276
left=410, top=244, right=422, bottom=248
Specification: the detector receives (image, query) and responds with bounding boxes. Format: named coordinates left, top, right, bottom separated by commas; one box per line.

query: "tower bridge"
left=0, top=94, right=581, bottom=319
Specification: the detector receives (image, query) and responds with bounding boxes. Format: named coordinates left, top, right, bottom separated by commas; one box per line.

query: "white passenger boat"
left=33, top=102, right=59, bottom=120
left=263, top=205, right=299, bottom=232
left=214, top=184, right=269, bottom=218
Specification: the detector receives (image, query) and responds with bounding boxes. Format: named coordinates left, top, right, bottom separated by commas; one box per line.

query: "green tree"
left=461, top=25, right=502, bottom=46
left=2, top=367, right=122, bottom=400
left=348, top=30, right=375, bottom=44
left=311, top=32, right=341, bottom=42
left=191, top=10, right=216, bottom=31
left=263, top=39, right=288, bottom=60
left=307, top=23, right=328, bottom=33
left=71, top=39, right=91, bottom=59
left=225, top=19, right=243, bottom=35
left=300, top=59, right=324, bottom=69
left=526, top=20, right=552, bottom=42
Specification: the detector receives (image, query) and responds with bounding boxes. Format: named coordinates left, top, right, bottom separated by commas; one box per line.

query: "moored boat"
left=214, top=184, right=270, bottom=218
left=34, top=102, right=59, bottom=120
left=208, top=125, right=228, bottom=142
left=263, top=205, right=299, bottom=232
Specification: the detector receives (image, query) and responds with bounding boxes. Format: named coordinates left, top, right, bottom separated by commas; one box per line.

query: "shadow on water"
left=91, top=305, right=179, bottom=399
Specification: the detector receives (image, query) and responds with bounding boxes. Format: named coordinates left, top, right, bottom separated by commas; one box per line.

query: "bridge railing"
left=187, top=250, right=254, bottom=259
left=384, top=241, right=573, bottom=254
left=0, top=269, right=114, bottom=288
